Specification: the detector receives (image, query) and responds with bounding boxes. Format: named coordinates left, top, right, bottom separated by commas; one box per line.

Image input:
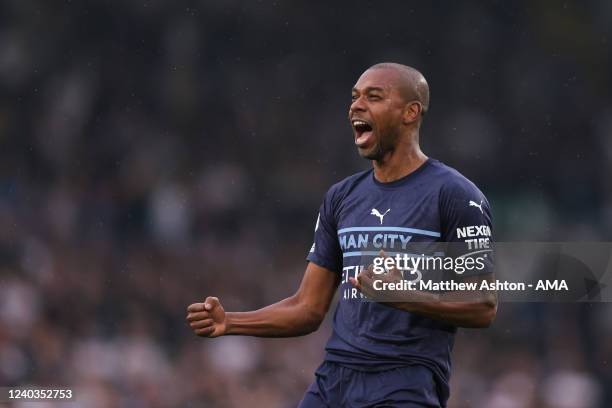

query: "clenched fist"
left=186, top=296, right=227, bottom=338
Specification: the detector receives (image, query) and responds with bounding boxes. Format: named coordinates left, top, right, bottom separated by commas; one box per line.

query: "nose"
left=350, top=95, right=366, bottom=114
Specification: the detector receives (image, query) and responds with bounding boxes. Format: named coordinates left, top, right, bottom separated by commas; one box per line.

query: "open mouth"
left=352, top=119, right=374, bottom=147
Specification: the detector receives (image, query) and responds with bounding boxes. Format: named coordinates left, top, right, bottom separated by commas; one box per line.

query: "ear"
left=402, top=102, right=422, bottom=125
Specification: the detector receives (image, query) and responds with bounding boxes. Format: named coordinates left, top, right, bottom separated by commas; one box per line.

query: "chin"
left=358, top=147, right=382, bottom=161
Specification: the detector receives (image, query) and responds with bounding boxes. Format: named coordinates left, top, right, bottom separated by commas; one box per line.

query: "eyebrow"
left=352, top=86, right=385, bottom=93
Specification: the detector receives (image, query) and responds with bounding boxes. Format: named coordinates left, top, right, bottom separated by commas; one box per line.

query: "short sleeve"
left=306, top=189, right=342, bottom=274
left=439, top=179, right=494, bottom=276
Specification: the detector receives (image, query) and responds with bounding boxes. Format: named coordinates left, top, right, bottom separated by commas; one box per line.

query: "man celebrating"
left=186, top=63, right=496, bottom=407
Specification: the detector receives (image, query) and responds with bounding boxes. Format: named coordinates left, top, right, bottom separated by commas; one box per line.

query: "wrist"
left=223, top=312, right=235, bottom=335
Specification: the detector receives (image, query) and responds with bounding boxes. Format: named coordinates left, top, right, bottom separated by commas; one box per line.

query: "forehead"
left=353, top=68, right=401, bottom=92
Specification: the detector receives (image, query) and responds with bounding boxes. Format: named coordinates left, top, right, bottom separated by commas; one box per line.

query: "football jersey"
left=306, top=158, right=493, bottom=405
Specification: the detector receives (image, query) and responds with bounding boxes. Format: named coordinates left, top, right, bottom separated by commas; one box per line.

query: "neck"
left=372, top=133, right=428, bottom=183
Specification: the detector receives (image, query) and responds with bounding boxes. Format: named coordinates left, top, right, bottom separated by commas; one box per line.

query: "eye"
left=368, top=94, right=381, bottom=101
left=351, top=94, right=358, bottom=101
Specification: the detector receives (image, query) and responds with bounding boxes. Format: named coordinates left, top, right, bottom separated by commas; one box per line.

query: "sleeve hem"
left=306, top=255, right=341, bottom=275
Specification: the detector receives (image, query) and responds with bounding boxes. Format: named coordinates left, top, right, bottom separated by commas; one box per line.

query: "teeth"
left=352, top=120, right=368, bottom=127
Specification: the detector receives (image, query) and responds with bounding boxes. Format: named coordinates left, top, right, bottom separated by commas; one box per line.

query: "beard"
left=359, top=126, right=401, bottom=161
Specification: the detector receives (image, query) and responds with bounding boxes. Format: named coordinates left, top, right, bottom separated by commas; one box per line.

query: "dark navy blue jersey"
left=306, top=158, right=493, bottom=406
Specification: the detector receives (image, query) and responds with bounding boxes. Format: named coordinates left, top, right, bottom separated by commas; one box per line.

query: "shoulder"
left=429, top=160, right=487, bottom=202
left=316, top=169, right=371, bottom=226
left=323, top=168, right=372, bottom=205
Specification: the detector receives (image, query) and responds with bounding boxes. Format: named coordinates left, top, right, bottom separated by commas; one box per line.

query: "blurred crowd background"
left=0, top=0, right=611, bottom=407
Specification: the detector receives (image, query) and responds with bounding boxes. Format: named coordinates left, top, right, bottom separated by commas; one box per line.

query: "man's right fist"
left=186, top=296, right=227, bottom=338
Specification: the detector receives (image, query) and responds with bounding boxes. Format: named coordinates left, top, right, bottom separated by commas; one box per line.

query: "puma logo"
left=370, top=208, right=390, bottom=225
left=469, top=200, right=484, bottom=214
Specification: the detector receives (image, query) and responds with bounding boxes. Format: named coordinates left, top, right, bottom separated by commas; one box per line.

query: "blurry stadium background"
left=0, top=1, right=611, bottom=407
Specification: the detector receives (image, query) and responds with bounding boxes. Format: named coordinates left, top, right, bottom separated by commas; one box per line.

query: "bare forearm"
left=353, top=267, right=498, bottom=328
left=225, top=296, right=324, bottom=337
left=392, top=300, right=496, bottom=327
left=386, top=290, right=497, bottom=328
left=187, top=263, right=338, bottom=339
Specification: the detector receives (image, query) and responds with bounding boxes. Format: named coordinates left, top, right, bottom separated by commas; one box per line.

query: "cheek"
left=372, top=114, right=393, bottom=133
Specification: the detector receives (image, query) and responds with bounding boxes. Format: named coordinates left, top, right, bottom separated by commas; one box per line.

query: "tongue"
left=356, top=131, right=373, bottom=147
